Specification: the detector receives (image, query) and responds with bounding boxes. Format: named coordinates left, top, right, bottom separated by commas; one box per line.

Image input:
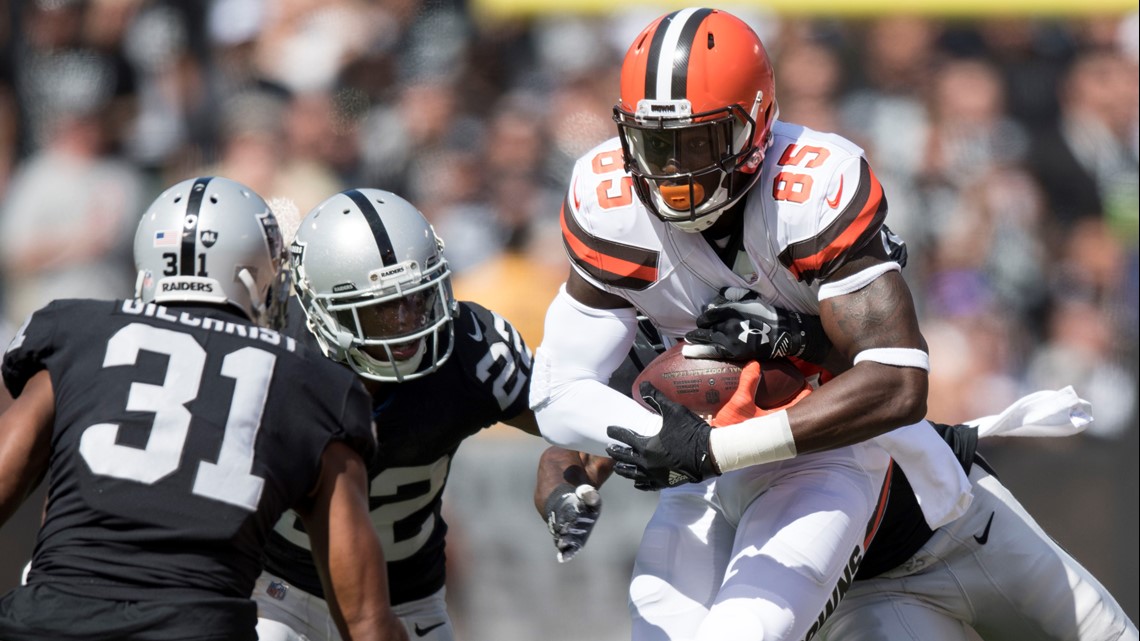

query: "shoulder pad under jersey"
left=2, top=299, right=72, bottom=397
left=763, top=123, right=890, bottom=284
left=560, top=138, right=663, bottom=292
left=452, top=301, right=533, bottom=416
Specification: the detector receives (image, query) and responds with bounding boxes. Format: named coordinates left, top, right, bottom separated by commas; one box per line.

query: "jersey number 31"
left=79, top=323, right=270, bottom=512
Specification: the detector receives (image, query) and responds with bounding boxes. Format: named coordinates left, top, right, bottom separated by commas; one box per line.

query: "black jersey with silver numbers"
left=1, top=300, right=374, bottom=606
left=264, top=300, right=532, bottom=604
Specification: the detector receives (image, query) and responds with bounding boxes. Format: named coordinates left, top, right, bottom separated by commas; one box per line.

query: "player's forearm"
left=531, top=284, right=657, bottom=457
left=324, top=527, right=401, bottom=641
left=534, top=378, right=661, bottom=457
left=0, top=372, right=54, bottom=526
left=534, top=448, right=614, bottom=515
left=710, top=269, right=928, bottom=472
left=797, top=266, right=928, bottom=450
left=305, top=444, right=407, bottom=641
left=784, top=362, right=927, bottom=452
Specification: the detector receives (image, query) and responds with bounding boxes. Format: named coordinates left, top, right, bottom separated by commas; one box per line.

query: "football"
left=632, top=342, right=808, bottom=419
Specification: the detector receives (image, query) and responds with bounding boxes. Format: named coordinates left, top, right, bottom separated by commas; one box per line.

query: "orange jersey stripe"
left=788, top=166, right=885, bottom=280
left=560, top=201, right=659, bottom=288
left=863, top=462, right=894, bottom=549
left=777, top=158, right=889, bottom=284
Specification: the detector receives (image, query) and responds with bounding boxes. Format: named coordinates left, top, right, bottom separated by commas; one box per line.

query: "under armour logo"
left=737, top=320, right=772, bottom=345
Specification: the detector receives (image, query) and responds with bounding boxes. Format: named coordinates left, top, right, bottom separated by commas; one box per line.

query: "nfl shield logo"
left=201, top=230, right=219, bottom=247
left=266, top=580, right=289, bottom=600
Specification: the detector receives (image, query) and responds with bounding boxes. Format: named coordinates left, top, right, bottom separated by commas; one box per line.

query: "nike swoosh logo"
left=415, top=621, right=446, bottom=637
left=571, top=176, right=581, bottom=211
left=468, top=310, right=483, bottom=342
left=826, top=175, right=844, bottom=209
left=974, top=511, right=995, bottom=545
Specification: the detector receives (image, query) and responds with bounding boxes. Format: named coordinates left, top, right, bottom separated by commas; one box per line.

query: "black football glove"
left=606, top=382, right=719, bottom=491
left=544, top=483, right=602, bottom=563
left=682, top=287, right=831, bottom=364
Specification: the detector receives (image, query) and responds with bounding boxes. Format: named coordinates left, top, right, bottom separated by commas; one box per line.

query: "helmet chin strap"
left=350, top=340, right=427, bottom=382
left=134, top=270, right=148, bottom=300
left=236, top=267, right=265, bottom=323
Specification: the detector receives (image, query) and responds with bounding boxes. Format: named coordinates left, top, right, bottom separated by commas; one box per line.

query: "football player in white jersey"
left=553, top=319, right=1137, bottom=641
left=529, top=7, right=981, bottom=641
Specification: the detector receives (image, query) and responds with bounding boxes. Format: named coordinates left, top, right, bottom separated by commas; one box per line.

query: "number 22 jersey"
left=263, top=300, right=533, bottom=605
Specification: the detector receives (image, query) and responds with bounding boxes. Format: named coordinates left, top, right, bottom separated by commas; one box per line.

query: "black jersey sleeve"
left=450, top=302, right=534, bottom=422
left=336, top=376, right=377, bottom=463
left=2, top=301, right=65, bottom=397
left=275, top=349, right=377, bottom=482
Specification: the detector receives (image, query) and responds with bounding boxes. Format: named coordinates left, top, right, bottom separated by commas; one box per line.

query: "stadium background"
left=0, top=1, right=1135, bottom=639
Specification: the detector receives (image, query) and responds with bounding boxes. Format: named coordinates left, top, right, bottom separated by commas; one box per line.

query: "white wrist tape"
left=708, top=410, right=797, bottom=473
left=853, top=347, right=930, bottom=371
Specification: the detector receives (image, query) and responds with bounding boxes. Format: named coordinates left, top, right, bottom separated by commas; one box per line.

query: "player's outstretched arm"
left=534, top=446, right=614, bottom=562
left=296, top=441, right=408, bottom=641
left=530, top=272, right=664, bottom=458
left=0, top=370, right=54, bottom=527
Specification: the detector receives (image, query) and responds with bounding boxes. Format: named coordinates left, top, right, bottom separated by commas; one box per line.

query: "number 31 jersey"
left=1, top=299, right=375, bottom=602
left=264, top=300, right=532, bottom=605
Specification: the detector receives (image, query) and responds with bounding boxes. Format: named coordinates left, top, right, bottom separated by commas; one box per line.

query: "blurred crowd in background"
left=0, top=1, right=1136, bottom=638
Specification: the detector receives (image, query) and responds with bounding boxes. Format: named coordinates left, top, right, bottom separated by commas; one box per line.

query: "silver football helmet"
left=133, top=176, right=290, bottom=329
left=290, top=188, right=457, bottom=382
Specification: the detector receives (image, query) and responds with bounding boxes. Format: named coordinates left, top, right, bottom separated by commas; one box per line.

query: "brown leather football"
left=632, top=342, right=807, bottom=419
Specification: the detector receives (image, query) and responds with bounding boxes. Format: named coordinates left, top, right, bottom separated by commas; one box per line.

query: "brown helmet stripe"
left=671, top=8, right=712, bottom=99
left=642, top=10, right=677, bottom=100
left=643, top=8, right=714, bottom=101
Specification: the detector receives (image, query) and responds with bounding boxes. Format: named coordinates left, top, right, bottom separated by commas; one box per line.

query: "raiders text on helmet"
left=133, top=176, right=290, bottom=329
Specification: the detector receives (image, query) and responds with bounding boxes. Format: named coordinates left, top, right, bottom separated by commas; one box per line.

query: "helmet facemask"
left=299, top=249, right=455, bottom=383
left=615, top=97, right=768, bottom=233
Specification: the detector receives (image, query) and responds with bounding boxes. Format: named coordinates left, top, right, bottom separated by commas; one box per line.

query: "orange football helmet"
left=614, top=8, right=778, bottom=232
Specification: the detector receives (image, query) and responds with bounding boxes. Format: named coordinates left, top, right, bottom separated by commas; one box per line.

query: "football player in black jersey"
left=253, top=188, right=608, bottom=641
left=0, top=177, right=407, bottom=641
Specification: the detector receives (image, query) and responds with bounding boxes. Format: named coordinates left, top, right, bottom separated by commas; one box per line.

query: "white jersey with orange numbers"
left=561, top=120, right=975, bottom=531
left=561, top=120, right=889, bottom=340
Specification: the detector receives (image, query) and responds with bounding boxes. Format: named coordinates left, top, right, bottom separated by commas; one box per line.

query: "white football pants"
left=253, top=571, right=454, bottom=641
left=628, top=442, right=891, bottom=641
left=819, top=465, right=1138, bottom=641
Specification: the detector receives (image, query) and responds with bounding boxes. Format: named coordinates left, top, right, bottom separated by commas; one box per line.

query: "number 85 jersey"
left=562, top=121, right=893, bottom=339
left=264, top=300, right=532, bottom=605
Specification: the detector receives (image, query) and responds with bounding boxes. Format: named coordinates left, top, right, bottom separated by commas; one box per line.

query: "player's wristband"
left=708, top=410, right=797, bottom=472
left=853, top=347, right=930, bottom=371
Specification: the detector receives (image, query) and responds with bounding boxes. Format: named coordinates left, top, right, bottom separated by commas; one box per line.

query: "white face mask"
left=347, top=339, right=428, bottom=383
